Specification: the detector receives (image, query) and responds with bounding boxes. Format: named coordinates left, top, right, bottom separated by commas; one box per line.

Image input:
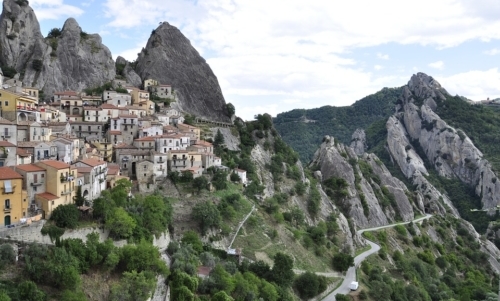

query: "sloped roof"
left=14, top=164, right=45, bottom=172
left=0, top=167, right=23, bottom=180
left=38, top=160, right=70, bottom=170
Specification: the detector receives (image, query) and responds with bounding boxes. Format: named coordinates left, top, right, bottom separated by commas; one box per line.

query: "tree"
left=270, top=253, right=294, bottom=287
left=73, top=185, right=85, bottom=206
left=332, top=252, right=354, bottom=273
left=212, top=170, right=228, bottom=190
left=60, top=290, right=87, bottom=301
left=0, top=292, right=10, bottom=301
left=0, top=244, right=15, bottom=268
left=225, top=103, right=235, bottom=117
left=50, top=204, right=80, bottom=228
left=32, top=59, right=43, bottom=72
left=142, top=194, right=172, bottom=237
left=294, top=272, right=326, bottom=300
left=120, top=240, right=168, bottom=275
left=17, top=281, right=46, bottom=301
left=214, top=129, right=225, bottom=148
left=192, top=176, right=208, bottom=194
left=109, top=271, right=156, bottom=301
left=47, top=27, right=62, bottom=38
left=192, top=201, right=221, bottom=235
left=106, top=207, right=136, bottom=238
left=211, top=291, right=234, bottom=301
left=230, top=172, right=241, bottom=182
left=181, top=230, right=204, bottom=254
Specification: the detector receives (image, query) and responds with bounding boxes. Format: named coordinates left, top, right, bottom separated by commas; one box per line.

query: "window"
left=5, top=199, right=10, bottom=209
left=144, top=165, right=147, bottom=170
left=144, top=173, right=146, bottom=177
left=41, top=174, right=44, bottom=178
left=33, top=186, right=37, bottom=191
left=52, top=201, right=54, bottom=205
left=4, top=180, right=12, bottom=193
left=5, top=101, right=8, bottom=106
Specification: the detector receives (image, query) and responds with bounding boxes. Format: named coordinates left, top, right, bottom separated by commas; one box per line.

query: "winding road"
left=322, top=214, right=433, bottom=301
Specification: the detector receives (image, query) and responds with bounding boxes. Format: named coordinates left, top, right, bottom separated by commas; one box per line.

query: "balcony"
left=17, top=106, right=37, bottom=112
left=61, top=190, right=73, bottom=196
left=3, top=132, right=11, bottom=138
left=60, top=176, right=74, bottom=183
left=31, top=181, right=44, bottom=186
left=4, top=206, right=10, bottom=213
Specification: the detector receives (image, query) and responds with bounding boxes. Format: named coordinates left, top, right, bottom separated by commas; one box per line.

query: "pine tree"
left=74, top=185, right=85, bottom=206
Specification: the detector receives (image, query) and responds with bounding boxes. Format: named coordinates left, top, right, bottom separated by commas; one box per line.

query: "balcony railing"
left=60, top=176, right=74, bottom=183
left=31, top=181, right=44, bottom=186
left=4, top=206, right=11, bottom=212
left=61, top=190, right=73, bottom=196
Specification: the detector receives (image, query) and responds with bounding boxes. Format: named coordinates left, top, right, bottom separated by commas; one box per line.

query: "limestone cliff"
left=0, top=0, right=115, bottom=97
left=135, top=22, right=230, bottom=123
left=350, top=129, right=366, bottom=156
left=391, top=73, right=500, bottom=209
left=310, top=135, right=417, bottom=228
left=116, top=56, right=141, bottom=88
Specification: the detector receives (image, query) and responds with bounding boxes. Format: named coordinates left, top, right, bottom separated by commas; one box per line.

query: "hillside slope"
left=274, top=87, right=402, bottom=162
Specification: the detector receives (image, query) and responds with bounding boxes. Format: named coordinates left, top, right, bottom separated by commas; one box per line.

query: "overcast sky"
left=20, top=0, right=500, bottom=120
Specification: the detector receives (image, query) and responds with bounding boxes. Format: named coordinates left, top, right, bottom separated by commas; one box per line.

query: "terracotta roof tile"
left=0, top=167, right=23, bottom=180
left=37, top=160, right=71, bottom=170
left=14, top=164, right=45, bottom=172
left=36, top=192, right=59, bottom=200
left=79, top=158, right=106, bottom=167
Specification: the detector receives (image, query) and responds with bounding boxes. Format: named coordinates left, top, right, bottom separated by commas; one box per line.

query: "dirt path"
left=228, top=204, right=256, bottom=249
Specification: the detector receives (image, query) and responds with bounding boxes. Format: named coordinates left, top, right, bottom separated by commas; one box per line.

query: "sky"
left=14, top=0, right=500, bottom=120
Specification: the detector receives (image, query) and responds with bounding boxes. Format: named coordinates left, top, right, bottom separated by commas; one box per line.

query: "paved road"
left=322, top=214, right=432, bottom=301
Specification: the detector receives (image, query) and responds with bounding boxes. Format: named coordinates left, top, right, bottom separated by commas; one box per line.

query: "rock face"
left=350, top=129, right=367, bottom=156
left=116, top=56, right=141, bottom=88
left=390, top=72, right=500, bottom=209
left=310, top=135, right=416, bottom=228
left=135, top=22, right=230, bottom=123
left=0, top=1, right=116, bottom=97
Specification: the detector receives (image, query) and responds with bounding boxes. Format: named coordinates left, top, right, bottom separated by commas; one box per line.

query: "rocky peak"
left=0, top=0, right=44, bottom=70
left=407, top=72, right=448, bottom=102
left=135, top=22, right=230, bottom=122
left=61, top=17, right=80, bottom=36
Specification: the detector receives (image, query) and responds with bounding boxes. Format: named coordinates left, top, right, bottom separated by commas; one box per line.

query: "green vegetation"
left=274, top=87, right=402, bottom=162
left=359, top=216, right=498, bottom=301
left=31, top=59, right=43, bottom=72
left=84, top=82, right=113, bottom=96
left=0, top=65, right=17, bottom=78
left=46, top=28, right=62, bottom=38
left=434, top=95, right=500, bottom=172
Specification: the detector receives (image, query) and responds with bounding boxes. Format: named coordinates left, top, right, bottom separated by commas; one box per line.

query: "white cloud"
left=29, top=0, right=84, bottom=20
left=438, top=68, right=500, bottom=101
left=98, top=0, right=500, bottom=119
left=377, top=53, right=389, bottom=60
left=428, top=61, right=445, bottom=70
left=484, top=48, right=500, bottom=55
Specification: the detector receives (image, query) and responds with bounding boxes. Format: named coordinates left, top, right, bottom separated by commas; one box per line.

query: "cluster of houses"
left=0, top=68, right=246, bottom=228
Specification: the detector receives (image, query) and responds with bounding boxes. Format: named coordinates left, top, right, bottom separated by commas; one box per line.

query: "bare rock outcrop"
left=310, top=135, right=416, bottom=228
left=395, top=72, right=500, bottom=209
left=135, top=22, right=230, bottom=123
left=0, top=0, right=115, bottom=97
left=350, top=129, right=367, bottom=156
left=116, top=56, right=141, bottom=87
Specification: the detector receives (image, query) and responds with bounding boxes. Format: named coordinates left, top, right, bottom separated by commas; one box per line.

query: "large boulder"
left=135, top=22, right=230, bottom=123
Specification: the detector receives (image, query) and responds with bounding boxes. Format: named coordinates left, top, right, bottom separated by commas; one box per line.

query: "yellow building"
left=0, top=167, right=28, bottom=226
left=92, top=140, right=113, bottom=162
left=34, top=160, right=76, bottom=219
left=22, top=87, right=40, bottom=100
left=0, top=89, right=39, bottom=122
left=143, top=79, right=159, bottom=89
left=178, top=123, right=201, bottom=140
left=130, top=88, right=150, bottom=106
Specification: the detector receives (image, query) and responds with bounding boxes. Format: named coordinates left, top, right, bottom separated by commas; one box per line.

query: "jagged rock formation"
left=116, top=56, right=141, bottom=88
left=350, top=129, right=367, bottom=156
left=135, top=22, right=230, bottom=123
left=389, top=73, right=500, bottom=209
left=0, top=0, right=116, bottom=97
left=310, top=135, right=416, bottom=228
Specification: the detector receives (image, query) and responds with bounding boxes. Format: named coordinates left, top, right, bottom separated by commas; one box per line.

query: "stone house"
left=0, top=118, right=17, bottom=145
left=17, top=141, right=57, bottom=163
left=133, top=136, right=156, bottom=151
left=234, top=168, right=247, bottom=184
left=12, top=164, right=47, bottom=212
left=52, top=137, right=73, bottom=163
left=16, top=148, right=32, bottom=165
left=84, top=107, right=108, bottom=123
left=72, top=159, right=107, bottom=201
left=139, top=125, right=163, bottom=138
left=103, top=90, right=131, bottom=107
left=0, top=141, right=17, bottom=167
left=70, top=121, right=105, bottom=140
left=178, top=124, right=201, bottom=140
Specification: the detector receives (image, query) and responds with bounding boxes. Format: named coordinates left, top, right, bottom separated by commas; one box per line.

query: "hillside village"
left=0, top=68, right=243, bottom=228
